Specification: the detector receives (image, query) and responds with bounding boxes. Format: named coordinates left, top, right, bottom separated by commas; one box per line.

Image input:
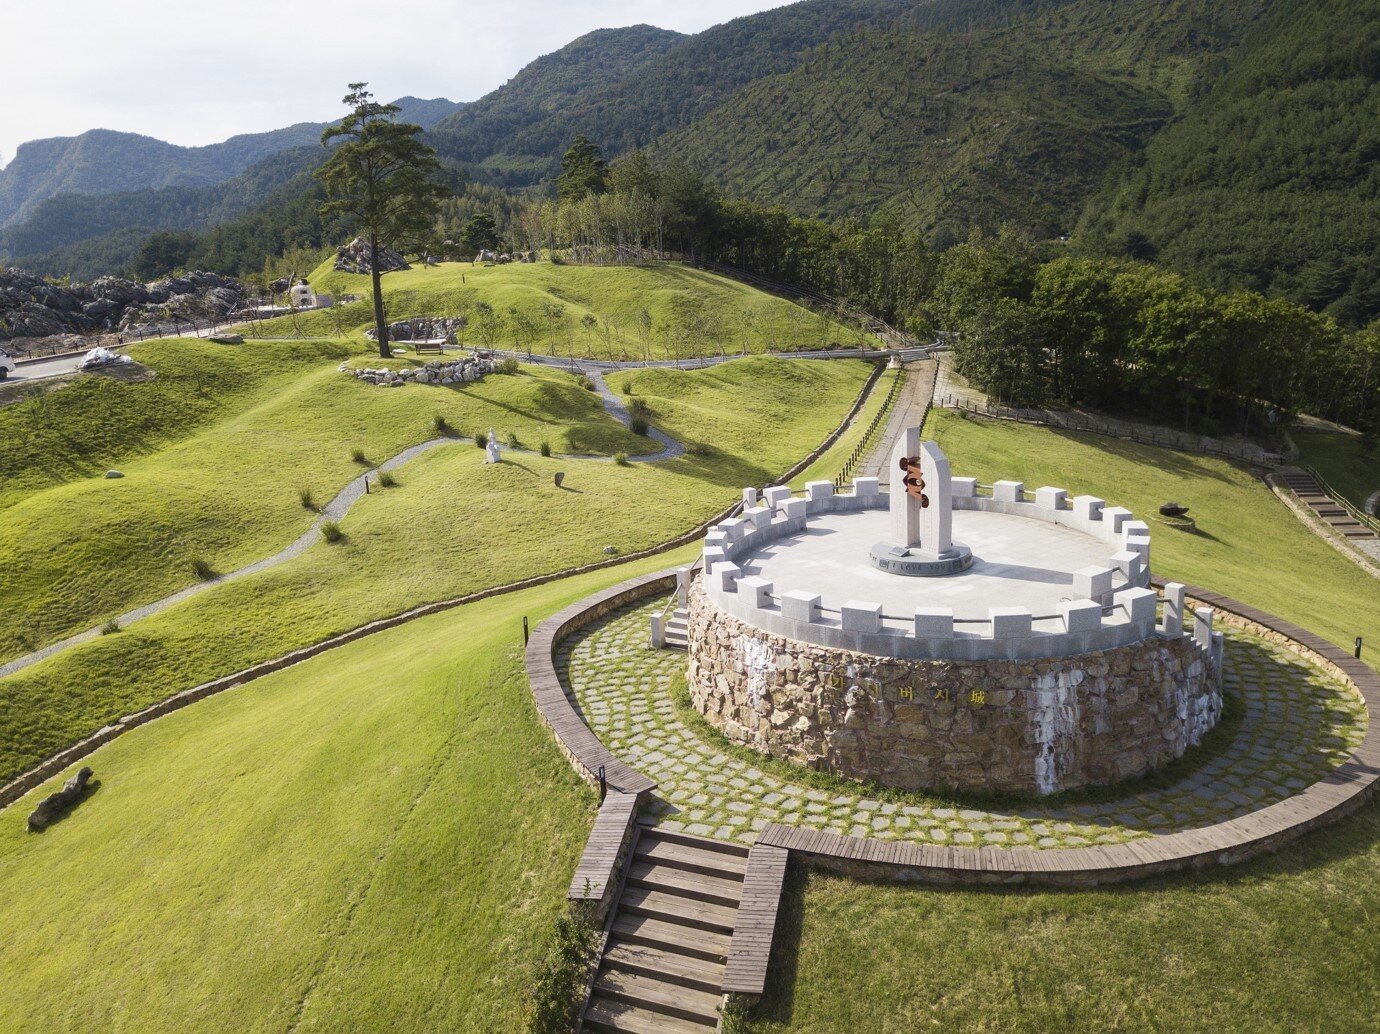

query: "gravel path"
left=0, top=358, right=701, bottom=680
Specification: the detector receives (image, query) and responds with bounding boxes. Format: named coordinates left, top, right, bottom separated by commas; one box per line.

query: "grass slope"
left=251, top=261, right=869, bottom=357
left=1294, top=429, right=1380, bottom=515
left=0, top=552, right=691, bottom=1031
left=0, top=356, right=872, bottom=784
left=0, top=344, right=652, bottom=660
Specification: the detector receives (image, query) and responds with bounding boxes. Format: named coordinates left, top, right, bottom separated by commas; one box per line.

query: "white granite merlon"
left=1123, top=520, right=1151, bottom=541
left=1074, top=565, right=1116, bottom=602
left=1035, top=486, right=1068, bottom=511
left=781, top=498, right=808, bottom=527
left=992, top=480, right=1025, bottom=503
left=853, top=477, right=881, bottom=499
left=1124, top=534, right=1152, bottom=571
left=1111, top=549, right=1143, bottom=583
left=1073, top=495, right=1105, bottom=522
left=914, top=607, right=955, bottom=638
left=745, top=505, right=772, bottom=532
left=1102, top=506, right=1134, bottom=537
left=742, top=486, right=758, bottom=508
left=704, top=530, right=728, bottom=554
left=739, top=576, right=774, bottom=608
left=703, top=545, right=727, bottom=574
left=1060, top=598, right=1104, bottom=633
left=763, top=485, right=793, bottom=510
left=841, top=601, right=883, bottom=633
left=1162, top=582, right=1186, bottom=634
left=1116, top=586, right=1159, bottom=626
left=952, top=477, right=978, bottom=499
left=716, top=562, right=743, bottom=592
left=990, top=607, right=1033, bottom=638
left=1211, top=630, right=1225, bottom=673
left=805, top=481, right=835, bottom=512
left=780, top=590, right=822, bottom=622
left=1193, top=606, right=1215, bottom=652
left=720, top=517, right=746, bottom=545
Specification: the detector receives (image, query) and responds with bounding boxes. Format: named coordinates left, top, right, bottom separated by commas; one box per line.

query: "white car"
left=0, top=351, right=15, bottom=381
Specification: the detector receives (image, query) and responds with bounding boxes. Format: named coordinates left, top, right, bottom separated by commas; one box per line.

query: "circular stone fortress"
left=685, top=428, right=1225, bottom=796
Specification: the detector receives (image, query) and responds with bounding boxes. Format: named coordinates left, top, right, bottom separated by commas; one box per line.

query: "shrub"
left=100, top=619, right=120, bottom=636
left=434, top=414, right=452, bottom=435
left=539, top=440, right=552, bottom=457
left=687, top=441, right=713, bottom=457
left=320, top=521, right=344, bottom=543
left=476, top=431, right=489, bottom=449
left=350, top=447, right=369, bottom=465
left=496, top=358, right=520, bottom=375
left=630, top=416, right=649, bottom=437
left=622, top=379, right=633, bottom=395
left=506, top=432, right=520, bottom=448
left=527, top=903, right=600, bottom=1034
left=298, top=486, right=316, bottom=511
left=578, top=376, right=596, bottom=392
left=628, top=397, right=651, bottom=417
left=191, top=558, right=215, bottom=581
left=377, top=470, right=397, bottom=488
left=614, top=452, right=630, bottom=466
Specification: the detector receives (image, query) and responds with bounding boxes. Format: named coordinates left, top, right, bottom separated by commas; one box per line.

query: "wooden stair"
left=1281, top=470, right=1379, bottom=541
left=583, top=828, right=749, bottom=1033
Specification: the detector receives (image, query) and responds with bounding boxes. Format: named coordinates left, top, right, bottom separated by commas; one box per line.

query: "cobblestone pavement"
left=558, top=598, right=1368, bottom=849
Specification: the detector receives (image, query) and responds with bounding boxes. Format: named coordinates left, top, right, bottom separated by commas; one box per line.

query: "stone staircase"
left=582, top=827, right=749, bottom=1032
left=663, top=608, right=690, bottom=651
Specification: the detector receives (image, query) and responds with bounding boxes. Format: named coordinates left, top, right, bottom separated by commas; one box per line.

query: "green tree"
left=557, top=135, right=608, bottom=202
left=460, top=213, right=499, bottom=254
left=316, top=82, right=447, bottom=358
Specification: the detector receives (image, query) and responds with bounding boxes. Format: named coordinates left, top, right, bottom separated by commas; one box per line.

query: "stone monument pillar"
left=873, top=431, right=971, bottom=576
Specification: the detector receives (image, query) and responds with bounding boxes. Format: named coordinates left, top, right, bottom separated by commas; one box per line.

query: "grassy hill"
left=256, top=260, right=871, bottom=357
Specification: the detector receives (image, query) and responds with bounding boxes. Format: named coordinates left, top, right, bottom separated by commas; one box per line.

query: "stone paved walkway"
left=558, top=598, right=1367, bottom=848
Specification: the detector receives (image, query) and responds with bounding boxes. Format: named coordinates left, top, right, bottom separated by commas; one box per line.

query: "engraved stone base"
left=868, top=540, right=975, bottom=577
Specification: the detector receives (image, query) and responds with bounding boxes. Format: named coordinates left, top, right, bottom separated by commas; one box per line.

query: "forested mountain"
left=0, top=96, right=460, bottom=228
left=1079, top=0, right=1380, bottom=326
left=430, top=0, right=927, bottom=181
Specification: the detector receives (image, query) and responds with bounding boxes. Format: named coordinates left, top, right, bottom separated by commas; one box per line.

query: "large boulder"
left=28, top=767, right=94, bottom=832
left=335, top=237, right=409, bottom=275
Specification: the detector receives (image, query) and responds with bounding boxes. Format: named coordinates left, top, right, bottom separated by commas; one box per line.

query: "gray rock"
left=105, top=470, right=124, bottom=479
left=28, top=767, right=93, bottom=832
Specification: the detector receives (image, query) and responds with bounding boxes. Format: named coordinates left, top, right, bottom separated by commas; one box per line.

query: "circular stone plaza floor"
left=741, top=508, right=1122, bottom=617
left=557, top=598, right=1367, bottom=849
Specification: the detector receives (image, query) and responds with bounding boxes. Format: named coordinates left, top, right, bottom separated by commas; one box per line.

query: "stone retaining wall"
left=687, top=581, right=1220, bottom=796
left=343, top=356, right=493, bottom=387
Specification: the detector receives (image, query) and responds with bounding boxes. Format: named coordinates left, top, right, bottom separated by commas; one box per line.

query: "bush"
left=578, top=376, right=596, bottom=392
left=507, top=432, right=520, bottom=448
left=622, top=379, right=633, bottom=395
left=320, top=521, right=344, bottom=543
left=630, top=416, right=649, bottom=436
left=527, top=904, right=600, bottom=1034
left=614, top=452, right=630, bottom=466
left=350, top=447, right=369, bottom=465
left=298, top=486, right=316, bottom=511
left=628, top=397, right=651, bottom=416
left=539, top=440, right=552, bottom=457
left=687, top=441, right=713, bottom=457
left=100, top=619, right=120, bottom=636
left=190, top=558, right=215, bottom=581
left=476, top=431, right=489, bottom=449
left=377, top=470, right=397, bottom=488
left=434, top=414, right=452, bottom=436
left=496, top=358, right=520, bottom=375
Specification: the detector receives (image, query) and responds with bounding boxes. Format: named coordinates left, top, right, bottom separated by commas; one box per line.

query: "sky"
left=1, top=0, right=790, bottom=168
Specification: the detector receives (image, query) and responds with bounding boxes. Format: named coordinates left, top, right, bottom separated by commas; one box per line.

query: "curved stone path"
left=0, top=364, right=691, bottom=681
left=560, top=598, right=1367, bottom=849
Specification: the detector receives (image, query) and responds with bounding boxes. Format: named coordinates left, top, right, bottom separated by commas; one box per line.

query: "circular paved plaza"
left=557, top=597, right=1367, bottom=849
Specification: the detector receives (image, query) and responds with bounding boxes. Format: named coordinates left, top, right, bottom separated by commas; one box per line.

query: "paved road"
left=5, top=353, right=90, bottom=381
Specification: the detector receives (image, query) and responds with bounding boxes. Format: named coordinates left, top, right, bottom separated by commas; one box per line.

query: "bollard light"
left=522, top=615, right=529, bottom=646
left=1356, top=636, right=1363, bottom=660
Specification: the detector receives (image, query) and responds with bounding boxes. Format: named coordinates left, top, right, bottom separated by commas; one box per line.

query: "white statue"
left=484, top=427, right=502, bottom=464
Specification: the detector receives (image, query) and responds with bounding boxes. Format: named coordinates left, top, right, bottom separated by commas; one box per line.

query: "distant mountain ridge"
left=0, top=96, right=461, bottom=228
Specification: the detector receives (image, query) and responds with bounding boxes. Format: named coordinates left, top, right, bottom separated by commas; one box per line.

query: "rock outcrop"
left=342, top=356, right=495, bottom=387
left=334, top=237, right=410, bottom=275
left=0, top=266, right=246, bottom=344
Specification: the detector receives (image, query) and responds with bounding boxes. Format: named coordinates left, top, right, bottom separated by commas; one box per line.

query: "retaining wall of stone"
left=687, top=581, right=1220, bottom=796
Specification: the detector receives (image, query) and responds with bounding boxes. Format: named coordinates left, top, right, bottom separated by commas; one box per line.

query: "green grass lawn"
left=0, top=356, right=872, bottom=785
left=1294, top=428, right=1379, bottom=515
left=0, top=343, right=653, bottom=661
left=0, top=550, right=693, bottom=1032
left=733, top=409, right=1380, bottom=1033
left=248, top=260, right=870, bottom=359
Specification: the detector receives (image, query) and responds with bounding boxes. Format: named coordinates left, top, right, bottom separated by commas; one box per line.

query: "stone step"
left=592, top=967, right=723, bottom=1026
left=584, top=994, right=716, bottom=1033
left=610, top=914, right=732, bottom=963
left=620, top=886, right=739, bottom=935
left=627, top=860, right=743, bottom=908
left=603, top=937, right=726, bottom=994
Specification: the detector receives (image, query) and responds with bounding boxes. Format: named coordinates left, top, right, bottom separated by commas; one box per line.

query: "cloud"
left=0, top=0, right=789, bottom=166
